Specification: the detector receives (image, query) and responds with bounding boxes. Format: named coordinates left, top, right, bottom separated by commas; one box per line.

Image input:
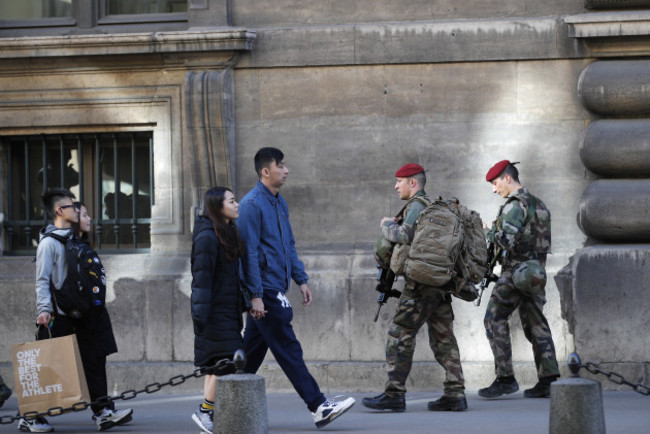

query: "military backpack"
left=373, top=195, right=431, bottom=269
left=403, top=198, right=488, bottom=300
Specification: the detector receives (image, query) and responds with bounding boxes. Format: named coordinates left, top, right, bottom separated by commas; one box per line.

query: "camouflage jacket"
left=487, top=188, right=551, bottom=266
left=381, top=190, right=430, bottom=245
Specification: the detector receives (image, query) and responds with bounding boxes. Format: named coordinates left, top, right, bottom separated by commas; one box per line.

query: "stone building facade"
left=0, top=0, right=648, bottom=394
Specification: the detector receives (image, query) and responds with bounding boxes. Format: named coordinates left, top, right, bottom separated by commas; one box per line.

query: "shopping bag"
left=12, top=332, right=90, bottom=415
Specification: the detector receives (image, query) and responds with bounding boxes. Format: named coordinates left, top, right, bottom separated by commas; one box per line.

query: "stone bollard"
left=549, top=353, right=606, bottom=434
left=212, top=351, right=268, bottom=434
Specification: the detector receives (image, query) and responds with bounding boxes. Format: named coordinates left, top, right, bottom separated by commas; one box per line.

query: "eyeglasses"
left=58, top=204, right=75, bottom=211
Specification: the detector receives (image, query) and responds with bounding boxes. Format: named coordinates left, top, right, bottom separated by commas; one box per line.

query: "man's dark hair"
left=254, top=147, right=284, bottom=177
left=499, top=163, right=520, bottom=183
left=42, top=187, right=75, bottom=219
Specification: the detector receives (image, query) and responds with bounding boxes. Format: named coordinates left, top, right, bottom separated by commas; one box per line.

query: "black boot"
left=361, top=393, right=406, bottom=412
left=524, top=375, right=559, bottom=398
left=427, top=396, right=468, bottom=411
left=478, top=376, right=519, bottom=398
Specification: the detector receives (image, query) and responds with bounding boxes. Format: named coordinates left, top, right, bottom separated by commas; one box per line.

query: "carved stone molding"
left=566, top=11, right=650, bottom=38
left=0, top=28, right=255, bottom=59
left=185, top=69, right=236, bottom=214
left=566, top=11, right=650, bottom=56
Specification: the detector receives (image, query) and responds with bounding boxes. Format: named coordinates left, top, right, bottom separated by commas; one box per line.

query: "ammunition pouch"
left=512, top=259, right=547, bottom=295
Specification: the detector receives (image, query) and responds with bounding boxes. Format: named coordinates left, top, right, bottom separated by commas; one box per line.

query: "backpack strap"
left=41, top=231, right=74, bottom=245
left=445, top=200, right=471, bottom=281
left=40, top=231, right=74, bottom=315
left=394, top=194, right=431, bottom=220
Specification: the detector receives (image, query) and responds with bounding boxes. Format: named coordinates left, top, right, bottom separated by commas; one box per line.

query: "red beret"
left=395, top=163, right=424, bottom=178
left=486, top=160, right=510, bottom=182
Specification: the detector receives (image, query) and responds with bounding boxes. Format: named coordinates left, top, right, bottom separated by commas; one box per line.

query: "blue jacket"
left=238, top=181, right=309, bottom=298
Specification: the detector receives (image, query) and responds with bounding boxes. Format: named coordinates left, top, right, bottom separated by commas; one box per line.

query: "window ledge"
left=0, top=28, right=256, bottom=59
left=565, top=11, right=650, bottom=38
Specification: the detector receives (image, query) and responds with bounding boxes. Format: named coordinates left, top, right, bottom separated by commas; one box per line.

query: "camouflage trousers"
left=484, top=268, right=560, bottom=379
left=385, top=281, right=465, bottom=398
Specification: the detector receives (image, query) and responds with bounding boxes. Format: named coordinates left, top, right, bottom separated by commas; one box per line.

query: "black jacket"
left=191, top=215, right=244, bottom=367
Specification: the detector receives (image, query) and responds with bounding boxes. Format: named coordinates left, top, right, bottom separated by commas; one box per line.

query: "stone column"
left=556, top=56, right=650, bottom=374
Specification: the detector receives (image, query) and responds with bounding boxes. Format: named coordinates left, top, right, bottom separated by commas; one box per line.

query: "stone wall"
left=0, top=57, right=590, bottom=392
left=3, top=0, right=649, bottom=394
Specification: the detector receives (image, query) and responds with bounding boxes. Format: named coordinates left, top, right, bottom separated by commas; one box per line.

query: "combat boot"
left=427, top=396, right=468, bottom=411
left=524, top=375, right=560, bottom=398
left=478, top=376, right=519, bottom=398
left=361, top=393, right=405, bottom=412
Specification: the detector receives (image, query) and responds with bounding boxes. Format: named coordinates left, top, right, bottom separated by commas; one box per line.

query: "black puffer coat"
left=76, top=307, right=118, bottom=358
left=191, top=215, right=244, bottom=367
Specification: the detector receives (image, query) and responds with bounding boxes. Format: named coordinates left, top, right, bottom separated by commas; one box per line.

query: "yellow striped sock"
left=201, top=400, right=214, bottom=412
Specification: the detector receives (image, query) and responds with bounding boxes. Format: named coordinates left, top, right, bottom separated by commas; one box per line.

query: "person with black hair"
left=238, top=147, right=355, bottom=429
left=190, top=187, right=247, bottom=434
left=71, top=201, right=133, bottom=431
left=20, top=189, right=132, bottom=433
left=19, top=187, right=78, bottom=433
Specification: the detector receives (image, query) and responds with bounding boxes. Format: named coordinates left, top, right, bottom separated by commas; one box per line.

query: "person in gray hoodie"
left=18, top=188, right=132, bottom=433
left=18, top=187, right=78, bottom=433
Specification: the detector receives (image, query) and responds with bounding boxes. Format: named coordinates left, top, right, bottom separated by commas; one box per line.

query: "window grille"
left=1, top=132, right=153, bottom=254
left=107, top=0, right=188, bottom=14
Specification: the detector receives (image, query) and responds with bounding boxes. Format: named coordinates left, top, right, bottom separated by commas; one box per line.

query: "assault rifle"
left=474, top=241, right=501, bottom=307
left=374, top=266, right=401, bottom=322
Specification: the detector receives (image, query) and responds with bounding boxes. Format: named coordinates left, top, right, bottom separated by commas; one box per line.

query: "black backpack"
left=43, top=233, right=106, bottom=319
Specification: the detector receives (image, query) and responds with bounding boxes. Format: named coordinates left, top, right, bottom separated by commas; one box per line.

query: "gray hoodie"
left=35, top=224, right=72, bottom=316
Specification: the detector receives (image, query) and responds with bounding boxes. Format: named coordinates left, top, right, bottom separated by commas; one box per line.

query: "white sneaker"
left=93, top=408, right=133, bottom=431
left=312, top=397, right=356, bottom=429
left=17, top=417, right=53, bottom=433
left=191, top=409, right=213, bottom=433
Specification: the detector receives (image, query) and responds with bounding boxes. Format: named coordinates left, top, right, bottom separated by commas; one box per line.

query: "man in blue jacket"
left=238, top=147, right=355, bottom=429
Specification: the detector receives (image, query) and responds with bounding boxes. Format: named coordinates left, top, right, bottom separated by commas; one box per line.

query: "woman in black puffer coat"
left=190, top=187, right=247, bottom=433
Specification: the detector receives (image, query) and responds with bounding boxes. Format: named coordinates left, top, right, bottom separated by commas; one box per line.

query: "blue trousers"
left=243, top=289, right=326, bottom=412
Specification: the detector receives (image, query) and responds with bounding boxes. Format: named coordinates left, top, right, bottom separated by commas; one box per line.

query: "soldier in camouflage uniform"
left=362, top=163, right=467, bottom=413
left=479, top=160, right=560, bottom=399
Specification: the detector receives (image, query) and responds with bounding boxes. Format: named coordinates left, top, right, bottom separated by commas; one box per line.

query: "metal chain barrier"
left=568, top=352, right=650, bottom=396
left=0, top=350, right=246, bottom=426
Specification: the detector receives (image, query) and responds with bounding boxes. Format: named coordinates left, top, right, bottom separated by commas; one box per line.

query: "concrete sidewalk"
left=1, top=389, right=649, bottom=433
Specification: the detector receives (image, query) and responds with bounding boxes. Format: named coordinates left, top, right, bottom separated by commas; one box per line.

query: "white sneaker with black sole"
left=17, top=417, right=53, bottom=433
left=92, top=408, right=134, bottom=431
left=191, top=409, right=214, bottom=433
left=312, top=397, right=356, bottom=429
